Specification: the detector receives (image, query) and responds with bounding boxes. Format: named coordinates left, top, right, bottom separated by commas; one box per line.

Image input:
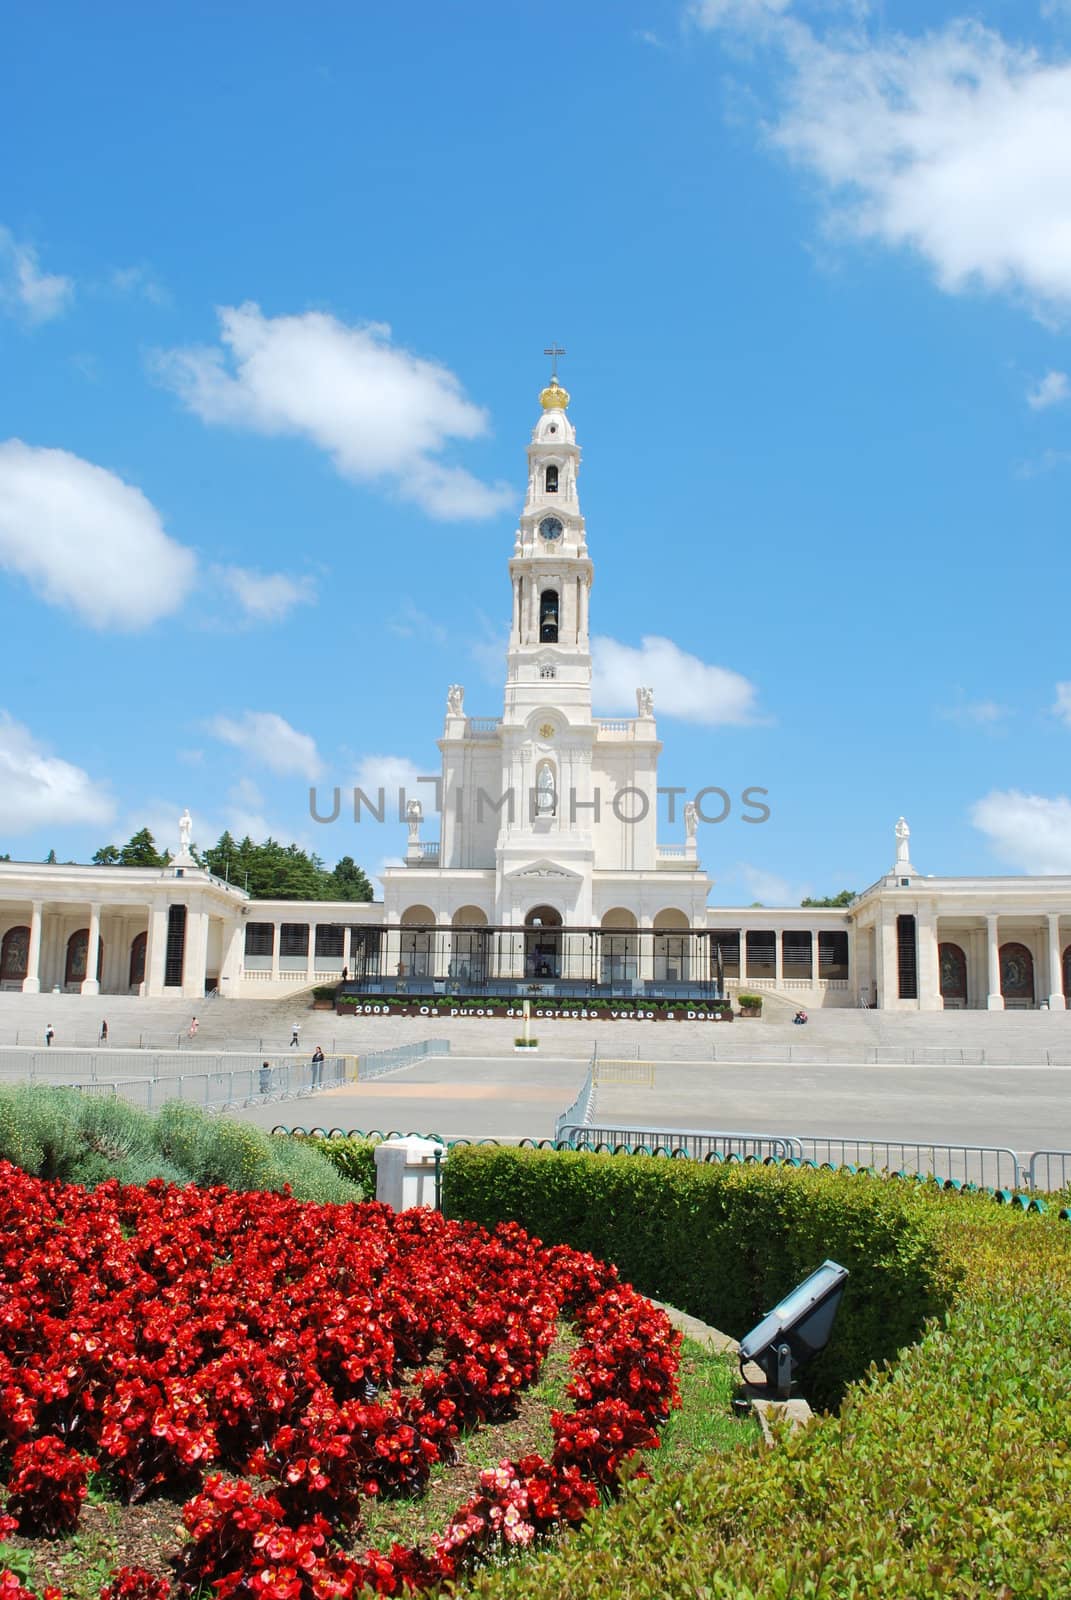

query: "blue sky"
left=2, top=0, right=1071, bottom=903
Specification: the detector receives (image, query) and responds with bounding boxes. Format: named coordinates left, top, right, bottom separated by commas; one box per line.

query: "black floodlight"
left=739, top=1259, right=849, bottom=1399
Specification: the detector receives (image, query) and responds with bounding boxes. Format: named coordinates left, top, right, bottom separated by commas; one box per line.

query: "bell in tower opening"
left=539, top=588, right=559, bottom=643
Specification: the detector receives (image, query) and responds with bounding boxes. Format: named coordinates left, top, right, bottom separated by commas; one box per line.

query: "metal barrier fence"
left=708, top=1042, right=1071, bottom=1066
left=553, top=1054, right=597, bottom=1141
left=557, top=1122, right=802, bottom=1163
left=0, top=1047, right=356, bottom=1083
left=62, top=1056, right=348, bottom=1112
left=593, top=1058, right=656, bottom=1088
left=791, top=1136, right=1021, bottom=1190
left=1028, top=1151, right=1071, bottom=1193
left=356, top=1039, right=451, bottom=1082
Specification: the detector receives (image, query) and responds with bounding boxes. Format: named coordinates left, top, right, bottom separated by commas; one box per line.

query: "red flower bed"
left=0, top=1162, right=680, bottom=1596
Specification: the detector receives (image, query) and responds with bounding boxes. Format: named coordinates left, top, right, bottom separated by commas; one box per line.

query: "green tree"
left=44, top=849, right=56, bottom=864
left=801, top=889, right=856, bottom=907
left=328, top=855, right=373, bottom=902
left=92, top=845, right=121, bottom=865
left=119, top=829, right=169, bottom=867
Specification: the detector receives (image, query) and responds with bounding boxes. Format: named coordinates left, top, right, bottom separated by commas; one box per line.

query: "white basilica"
left=0, top=375, right=1068, bottom=1011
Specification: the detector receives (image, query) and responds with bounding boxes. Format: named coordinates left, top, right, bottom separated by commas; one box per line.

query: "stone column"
left=774, top=929, right=783, bottom=989
left=580, top=580, right=590, bottom=644
left=1047, top=914, right=1066, bottom=1011
left=342, top=925, right=352, bottom=977
left=270, top=923, right=280, bottom=985
left=182, top=906, right=208, bottom=1000
left=146, top=904, right=169, bottom=997
left=808, top=929, right=817, bottom=986
left=306, top=923, right=317, bottom=986
left=876, top=906, right=898, bottom=1009
left=986, top=914, right=1004, bottom=1010
left=81, top=903, right=101, bottom=996
left=22, top=901, right=43, bottom=994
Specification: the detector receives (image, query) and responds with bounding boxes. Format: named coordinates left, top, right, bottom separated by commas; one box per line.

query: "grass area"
left=651, top=1337, right=759, bottom=1475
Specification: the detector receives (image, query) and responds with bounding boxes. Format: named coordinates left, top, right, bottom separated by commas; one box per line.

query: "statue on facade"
left=684, top=800, right=698, bottom=841
left=178, top=808, right=193, bottom=857
left=636, top=686, right=654, bottom=718
left=447, top=684, right=464, bottom=716
left=895, top=816, right=911, bottom=865
left=406, top=798, right=423, bottom=842
left=535, top=763, right=556, bottom=816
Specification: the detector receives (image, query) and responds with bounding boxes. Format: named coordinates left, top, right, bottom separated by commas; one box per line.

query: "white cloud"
left=937, top=698, right=1009, bottom=727
left=0, top=440, right=197, bottom=629
left=212, top=564, right=316, bottom=623
left=694, top=11, right=1071, bottom=314
left=723, top=862, right=810, bottom=906
left=1054, top=682, right=1071, bottom=726
left=109, top=265, right=170, bottom=306
left=207, top=711, right=324, bottom=780
left=592, top=634, right=761, bottom=725
left=0, top=227, right=73, bottom=324
left=153, top=303, right=514, bottom=520
left=0, top=712, right=114, bottom=834
left=387, top=599, right=447, bottom=644
left=1028, top=370, right=1070, bottom=409
left=353, top=754, right=429, bottom=808
left=971, top=788, right=1071, bottom=872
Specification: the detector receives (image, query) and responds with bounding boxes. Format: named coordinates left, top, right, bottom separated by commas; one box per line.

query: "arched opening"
left=399, top=905, right=435, bottom=980
left=544, top=464, right=558, bottom=494
left=938, top=941, right=968, bottom=1008
left=525, top=905, right=562, bottom=980
left=451, top=906, right=489, bottom=986
left=1000, top=941, right=1035, bottom=1007
left=600, top=908, right=637, bottom=985
left=65, top=929, right=104, bottom=988
left=0, top=926, right=29, bottom=984
left=535, top=759, right=557, bottom=818
left=129, top=930, right=147, bottom=990
left=653, top=908, right=690, bottom=983
left=539, top=589, right=559, bottom=643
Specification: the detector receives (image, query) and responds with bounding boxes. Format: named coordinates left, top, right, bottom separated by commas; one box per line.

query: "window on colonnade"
left=0, top=926, right=29, bottom=982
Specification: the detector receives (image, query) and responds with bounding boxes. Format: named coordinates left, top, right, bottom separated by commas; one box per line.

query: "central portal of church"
left=524, top=905, right=563, bottom=980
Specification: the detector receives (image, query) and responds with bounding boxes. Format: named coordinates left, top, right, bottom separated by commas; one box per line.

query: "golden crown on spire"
left=539, top=378, right=570, bottom=411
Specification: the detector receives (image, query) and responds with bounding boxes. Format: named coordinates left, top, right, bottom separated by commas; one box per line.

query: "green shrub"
left=456, top=1203, right=1071, bottom=1599
left=269, top=1135, right=366, bottom=1203
left=310, top=1134, right=379, bottom=1197
left=0, top=1087, right=361, bottom=1203
left=736, top=991, right=763, bottom=1009
left=443, top=1145, right=961, bottom=1408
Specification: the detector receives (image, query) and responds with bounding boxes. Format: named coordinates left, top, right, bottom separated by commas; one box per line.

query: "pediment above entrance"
left=503, top=857, right=584, bottom=882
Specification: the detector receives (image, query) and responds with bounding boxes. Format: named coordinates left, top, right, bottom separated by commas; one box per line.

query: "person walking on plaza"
left=99, top=1019, right=108, bottom=1044
left=188, top=1016, right=198, bottom=1040
left=45, top=1024, right=54, bottom=1048
left=311, top=1045, right=325, bottom=1088
left=289, top=1022, right=300, bottom=1047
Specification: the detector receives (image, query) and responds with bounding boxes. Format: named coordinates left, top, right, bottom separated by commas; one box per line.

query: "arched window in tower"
left=539, top=589, right=559, bottom=643
left=545, top=464, right=558, bottom=494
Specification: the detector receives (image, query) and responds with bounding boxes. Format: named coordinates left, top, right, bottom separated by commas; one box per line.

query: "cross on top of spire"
left=543, top=343, right=566, bottom=382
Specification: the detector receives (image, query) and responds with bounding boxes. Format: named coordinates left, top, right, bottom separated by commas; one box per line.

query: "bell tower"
left=504, top=364, right=593, bottom=724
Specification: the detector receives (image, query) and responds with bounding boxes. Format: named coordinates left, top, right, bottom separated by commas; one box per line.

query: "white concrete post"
left=774, top=929, right=783, bottom=988
left=342, top=925, right=352, bottom=978
left=23, top=901, right=42, bottom=994
left=81, top=903, right=101, bottom=996
left=1047, top=914, right=1066, bottom=1011
left=306, top=923, right=316, bottom=986
left=271, top=922, right=280, bottom=984
left=986, top=914, right=1004, bottom=1010
left=374, top=1137, right=447, bottom=1212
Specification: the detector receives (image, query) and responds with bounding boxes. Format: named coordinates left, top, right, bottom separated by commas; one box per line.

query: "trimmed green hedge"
left=0, top=1085, right=364, bottom=1203
left=309, top=1132, right=379, bottom=1196
left=446, top=1147, right=1071, bottom=1598
left=443, top=1144, right=961, bottom=1407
